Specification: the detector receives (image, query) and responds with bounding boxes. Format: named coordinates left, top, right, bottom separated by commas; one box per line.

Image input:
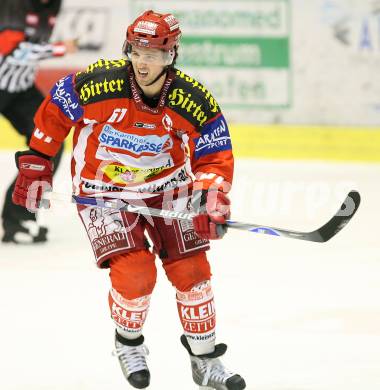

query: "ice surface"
left=0, top=151, right=379, bottom=390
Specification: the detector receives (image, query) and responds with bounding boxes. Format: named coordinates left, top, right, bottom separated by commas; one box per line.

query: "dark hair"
left=171, top=46, right=179, bottom=68
left=122, top=43, right=179, bottom=69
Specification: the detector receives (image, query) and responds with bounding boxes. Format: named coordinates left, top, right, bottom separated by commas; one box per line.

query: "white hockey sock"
left=109, top=288, right=151, bottom=340
left=176, top=280, right=216, bottom=355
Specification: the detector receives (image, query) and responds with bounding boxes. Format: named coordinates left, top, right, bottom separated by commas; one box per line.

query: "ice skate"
left=181, top=335, right=246, bottom=390
left=113, top=332, right=150, bottom=389
left=1, top=221, right=47, bottom=244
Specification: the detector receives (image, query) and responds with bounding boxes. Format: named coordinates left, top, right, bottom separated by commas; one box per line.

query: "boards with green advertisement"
left=131, top=0, right=292, bottom=110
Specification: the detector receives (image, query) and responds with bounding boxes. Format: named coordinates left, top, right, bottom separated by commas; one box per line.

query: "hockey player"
left=12, top=10, right=246, bottom=390
left=0, top=0, right=76, bottom=243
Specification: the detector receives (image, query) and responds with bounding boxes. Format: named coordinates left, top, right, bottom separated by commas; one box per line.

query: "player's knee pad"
left=109, top=249, right=157, bottom=300
left=162, top=252, right=211, bottom=292
left=176, top=280, right=216, bottom=355
left=109, top=288, right=151, bottom=339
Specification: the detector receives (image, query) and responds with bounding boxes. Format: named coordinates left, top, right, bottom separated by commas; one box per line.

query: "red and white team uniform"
left=13, top=10, right=247, bottom=389
left=30, top=59, right=233, bottom=200
left=28, top=59, right=234, bottom=351
left=29, top=59, right=234, bottom=267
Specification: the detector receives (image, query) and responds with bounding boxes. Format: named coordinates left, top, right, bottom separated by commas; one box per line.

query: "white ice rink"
left=0, top=151, right=379, bottom=390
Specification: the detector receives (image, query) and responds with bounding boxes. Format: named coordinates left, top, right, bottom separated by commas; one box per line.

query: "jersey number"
left=107, top=108, right=128, bottom=123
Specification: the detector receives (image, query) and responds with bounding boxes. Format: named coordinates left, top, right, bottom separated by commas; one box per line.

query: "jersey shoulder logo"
left=50, top=74, right=83, bottom=122
left=193, top=114, right=232, bottom=159
left=167, top=69, right=220, bottom=128
left=74, top=59, right=130, bottom=105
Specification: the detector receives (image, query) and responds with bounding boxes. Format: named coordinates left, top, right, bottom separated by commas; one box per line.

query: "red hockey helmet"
left=126, top=10, right=181, bottom=51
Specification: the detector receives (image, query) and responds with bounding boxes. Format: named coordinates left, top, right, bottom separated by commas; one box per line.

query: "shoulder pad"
left=168, top=69, right=221, bottom=128
left=74, top=59, right=130, bottom=105
left=50, top=74, right=83, bottom=122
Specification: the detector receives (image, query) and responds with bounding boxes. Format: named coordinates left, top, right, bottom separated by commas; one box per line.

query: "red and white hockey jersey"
left=29, top=59, right=234, bottom=198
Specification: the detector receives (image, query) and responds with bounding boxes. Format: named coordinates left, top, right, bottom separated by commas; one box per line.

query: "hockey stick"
left=45, top=190, right=360, bottom=243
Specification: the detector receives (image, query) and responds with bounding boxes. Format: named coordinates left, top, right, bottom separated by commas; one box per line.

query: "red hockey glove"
left=192, top=190, right=231, bottom=240
left=12, top=150, right=53, bottom=210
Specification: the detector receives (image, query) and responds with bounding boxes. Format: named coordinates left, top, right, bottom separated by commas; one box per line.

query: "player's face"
left=129, top=46, right=168, bottom=86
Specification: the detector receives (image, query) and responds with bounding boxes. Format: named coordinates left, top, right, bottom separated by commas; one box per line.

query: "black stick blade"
left=308, top=190, right=361, bottom=242
left=226, top=190, right=361, bottom=243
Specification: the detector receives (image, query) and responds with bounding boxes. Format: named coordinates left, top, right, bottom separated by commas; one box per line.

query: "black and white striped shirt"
left=0, top=0, right=63, bottom=93
left=0, top=42, right=59, bottom=92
